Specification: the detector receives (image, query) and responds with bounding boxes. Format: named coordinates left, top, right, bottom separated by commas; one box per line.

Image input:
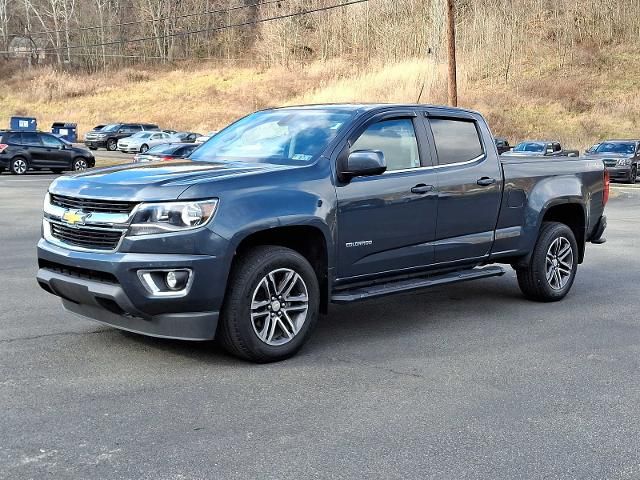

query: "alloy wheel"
left=12, top=158, right=27, bottom=175
left=545, top=236, right=573, bottom=290
left=250, top=268, right=309, bottom=346
left=74, top=159, right=88, bottom=171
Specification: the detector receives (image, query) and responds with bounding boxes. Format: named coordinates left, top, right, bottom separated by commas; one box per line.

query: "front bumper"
left=605, top=166, right=632, bottom=180
left=84, top=140, right=107, bottom=148
left=37, top=238, right=229, bottom=340
left=118, top=145, right=140, bottom=153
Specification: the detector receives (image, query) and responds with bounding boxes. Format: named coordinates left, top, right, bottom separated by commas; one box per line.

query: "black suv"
left=84, top=123, right=159, bottom=151
left=0, top=131, right=95, bottom=175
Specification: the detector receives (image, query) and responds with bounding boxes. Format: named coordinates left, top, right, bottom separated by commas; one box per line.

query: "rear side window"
left=177, top=145, right=197, bottom=156
left=429, top=118, right=484, bottom=165
left=22, top=132, right=42, bottom=146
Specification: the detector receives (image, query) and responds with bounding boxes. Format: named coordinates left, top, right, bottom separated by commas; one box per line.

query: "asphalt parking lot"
left=1, top=174, right=640, bottom=479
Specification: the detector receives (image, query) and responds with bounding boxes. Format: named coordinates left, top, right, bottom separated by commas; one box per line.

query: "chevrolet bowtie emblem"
left=62, top=210, right=90, bottom=226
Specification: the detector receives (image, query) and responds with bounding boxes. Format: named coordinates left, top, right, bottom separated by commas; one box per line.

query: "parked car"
left=162, top=129, right=178, bottom=135
left=84, top=123, right=159, bottom=151
left=195, top=131, right=218, bottom=144
left=172, top=132, right=201, bottom=143
left=37, top=104, right=608, bottom=362
left=133, top=143, right=199, bottom=163
left=0, top=130, right=94, bottom=175
left=583, top=139, right=640, bottom=184
left=585, top=143, right=600, bottom=155
left=495, top=137, right=511, bottom=154
left=117, top=131, right=174, bottom=153
left=502, top=141, right=579, bottom=158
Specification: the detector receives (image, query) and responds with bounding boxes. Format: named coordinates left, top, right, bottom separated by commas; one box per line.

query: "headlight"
left=617, top=158, right=632, bottom=166
left=96, top=133, right=107, bottom=138
left=128, top=199, right=218, bottom=236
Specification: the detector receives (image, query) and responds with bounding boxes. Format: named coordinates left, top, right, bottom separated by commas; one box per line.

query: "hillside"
left=1, top=44, right=639, bottom=151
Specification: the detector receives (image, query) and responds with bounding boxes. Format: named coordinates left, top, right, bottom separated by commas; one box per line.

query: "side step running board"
left=331, top=266, right=505, bottom=304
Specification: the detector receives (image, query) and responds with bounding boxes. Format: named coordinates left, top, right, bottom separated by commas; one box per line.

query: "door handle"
left=477, top=177, right=496, bottom=186
left=411, top=184, right=435, bottom=194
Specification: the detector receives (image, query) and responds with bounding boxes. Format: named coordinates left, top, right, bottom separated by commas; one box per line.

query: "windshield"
left=513, top=142, right=545, bottom=153
left=147, top=144, right=180, bottom=154
left=190, top=110, right=353, bottom=165
left=595, top=142, right=635, bottom=155
left=102, top=124, right=120, bottom=132
left=131, top=132, right=151, bottom=139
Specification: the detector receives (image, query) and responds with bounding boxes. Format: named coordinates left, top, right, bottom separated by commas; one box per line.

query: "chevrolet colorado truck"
left=37, top=104, right=609, bottom=362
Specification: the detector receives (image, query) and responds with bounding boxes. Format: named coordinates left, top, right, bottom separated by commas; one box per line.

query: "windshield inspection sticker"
left=292, top=154, right=313, bottom=161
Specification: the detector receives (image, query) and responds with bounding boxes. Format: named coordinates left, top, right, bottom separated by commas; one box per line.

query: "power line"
left=13, top=0, right=369, bottom=54
left=13, top=0, right=288, bottom=38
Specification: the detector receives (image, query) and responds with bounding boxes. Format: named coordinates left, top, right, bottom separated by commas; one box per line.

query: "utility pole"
left=446, top=0, right=457, bottom=107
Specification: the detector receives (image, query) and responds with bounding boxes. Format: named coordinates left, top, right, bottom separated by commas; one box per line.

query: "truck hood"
left=584, top=152, right=632, bottom=158
left=49, top=160, right=298, bottom=201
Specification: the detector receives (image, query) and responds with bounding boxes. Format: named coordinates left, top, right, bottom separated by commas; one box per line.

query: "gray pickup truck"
left=36, top=104, right=608, bottom=362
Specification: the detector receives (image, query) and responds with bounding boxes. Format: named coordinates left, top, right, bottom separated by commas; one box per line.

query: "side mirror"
left=58, top=144, right=65, bottom=150
left=339, top=150, right=386, bottom=181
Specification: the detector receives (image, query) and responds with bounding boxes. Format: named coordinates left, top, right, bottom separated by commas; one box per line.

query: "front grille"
left=38, top=259, right=118, bottom=284
left=50, top=194, right=137, bottom=214
left=603, top=160, right=618, bottom=167
left=50, top=222, right=124, bottom=250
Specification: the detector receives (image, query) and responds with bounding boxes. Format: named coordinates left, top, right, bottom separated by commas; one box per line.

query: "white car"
left=195, top=131, right=218, bottom=144
left=117, top=131, right=175, bottom=153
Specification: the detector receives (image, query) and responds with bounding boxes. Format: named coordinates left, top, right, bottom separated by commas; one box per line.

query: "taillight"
left=0, top=144, right=8, bottom=153
left=603, top=169, right=610, bottom=206
left=160, top=155, right=176, bottom=161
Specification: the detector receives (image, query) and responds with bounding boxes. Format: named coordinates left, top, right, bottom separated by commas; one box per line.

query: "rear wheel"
left=10, top=157, right=28, bottom=175
left=516, top=222, right=578, bottom=302
left=219, top=246, right=319, bottom=363
left=106, top=139, right=117, bottom=151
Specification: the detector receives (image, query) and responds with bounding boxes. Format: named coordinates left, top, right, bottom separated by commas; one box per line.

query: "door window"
left=350, top=119, right=420, bottom=171
left=21, top=132, right=42, bottom=146
left=41, top=134, right=63, bottom=148
left=429, top=118, right=483, bottom=165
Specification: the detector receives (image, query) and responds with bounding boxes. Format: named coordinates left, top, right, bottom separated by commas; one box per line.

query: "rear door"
left=20, top=132, right=47, bottom=167
left=423, top=111, right=502, bottom=265
left=335, top=110, right=439, bottom=280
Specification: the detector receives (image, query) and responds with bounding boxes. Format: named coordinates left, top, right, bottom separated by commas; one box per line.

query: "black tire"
left=10, top=156, right=28, bottom=175
left=106, top=138, right=117, bottom=151
left=73, top=157, right=88, bottom=171
left=628, top=165, right=637, bottom=184
left=516, top=222, right=578, bottom=302
left=140, top=144, right=149, bottom=153
left=218, top=246, right=320, bottom=363
left=0, top=167, right=5, bottom=174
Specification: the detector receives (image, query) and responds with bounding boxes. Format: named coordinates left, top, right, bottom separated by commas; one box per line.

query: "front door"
left=336, top=114, right=438, bottom=280
left=423, top=112, right=502, bottom=264
left=40, top=134, right=70, bottom=168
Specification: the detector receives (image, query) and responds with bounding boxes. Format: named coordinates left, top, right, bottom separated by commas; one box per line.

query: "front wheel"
left=628, top=165, right=637, bottom=184
left=140, top=144, right=149, bottom=153
left=219, top=246, right=320, bottom=363
left=73, top=157, right=88, bottom=171
left=516, top=222, right=578, bottom=302
left=106, top=139, right=117, bottom=151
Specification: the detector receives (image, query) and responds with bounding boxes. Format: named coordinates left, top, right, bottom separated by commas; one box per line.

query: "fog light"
left=165, top=270, right=189, bottom=290
left=138, top=268, right=192, bottom=297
